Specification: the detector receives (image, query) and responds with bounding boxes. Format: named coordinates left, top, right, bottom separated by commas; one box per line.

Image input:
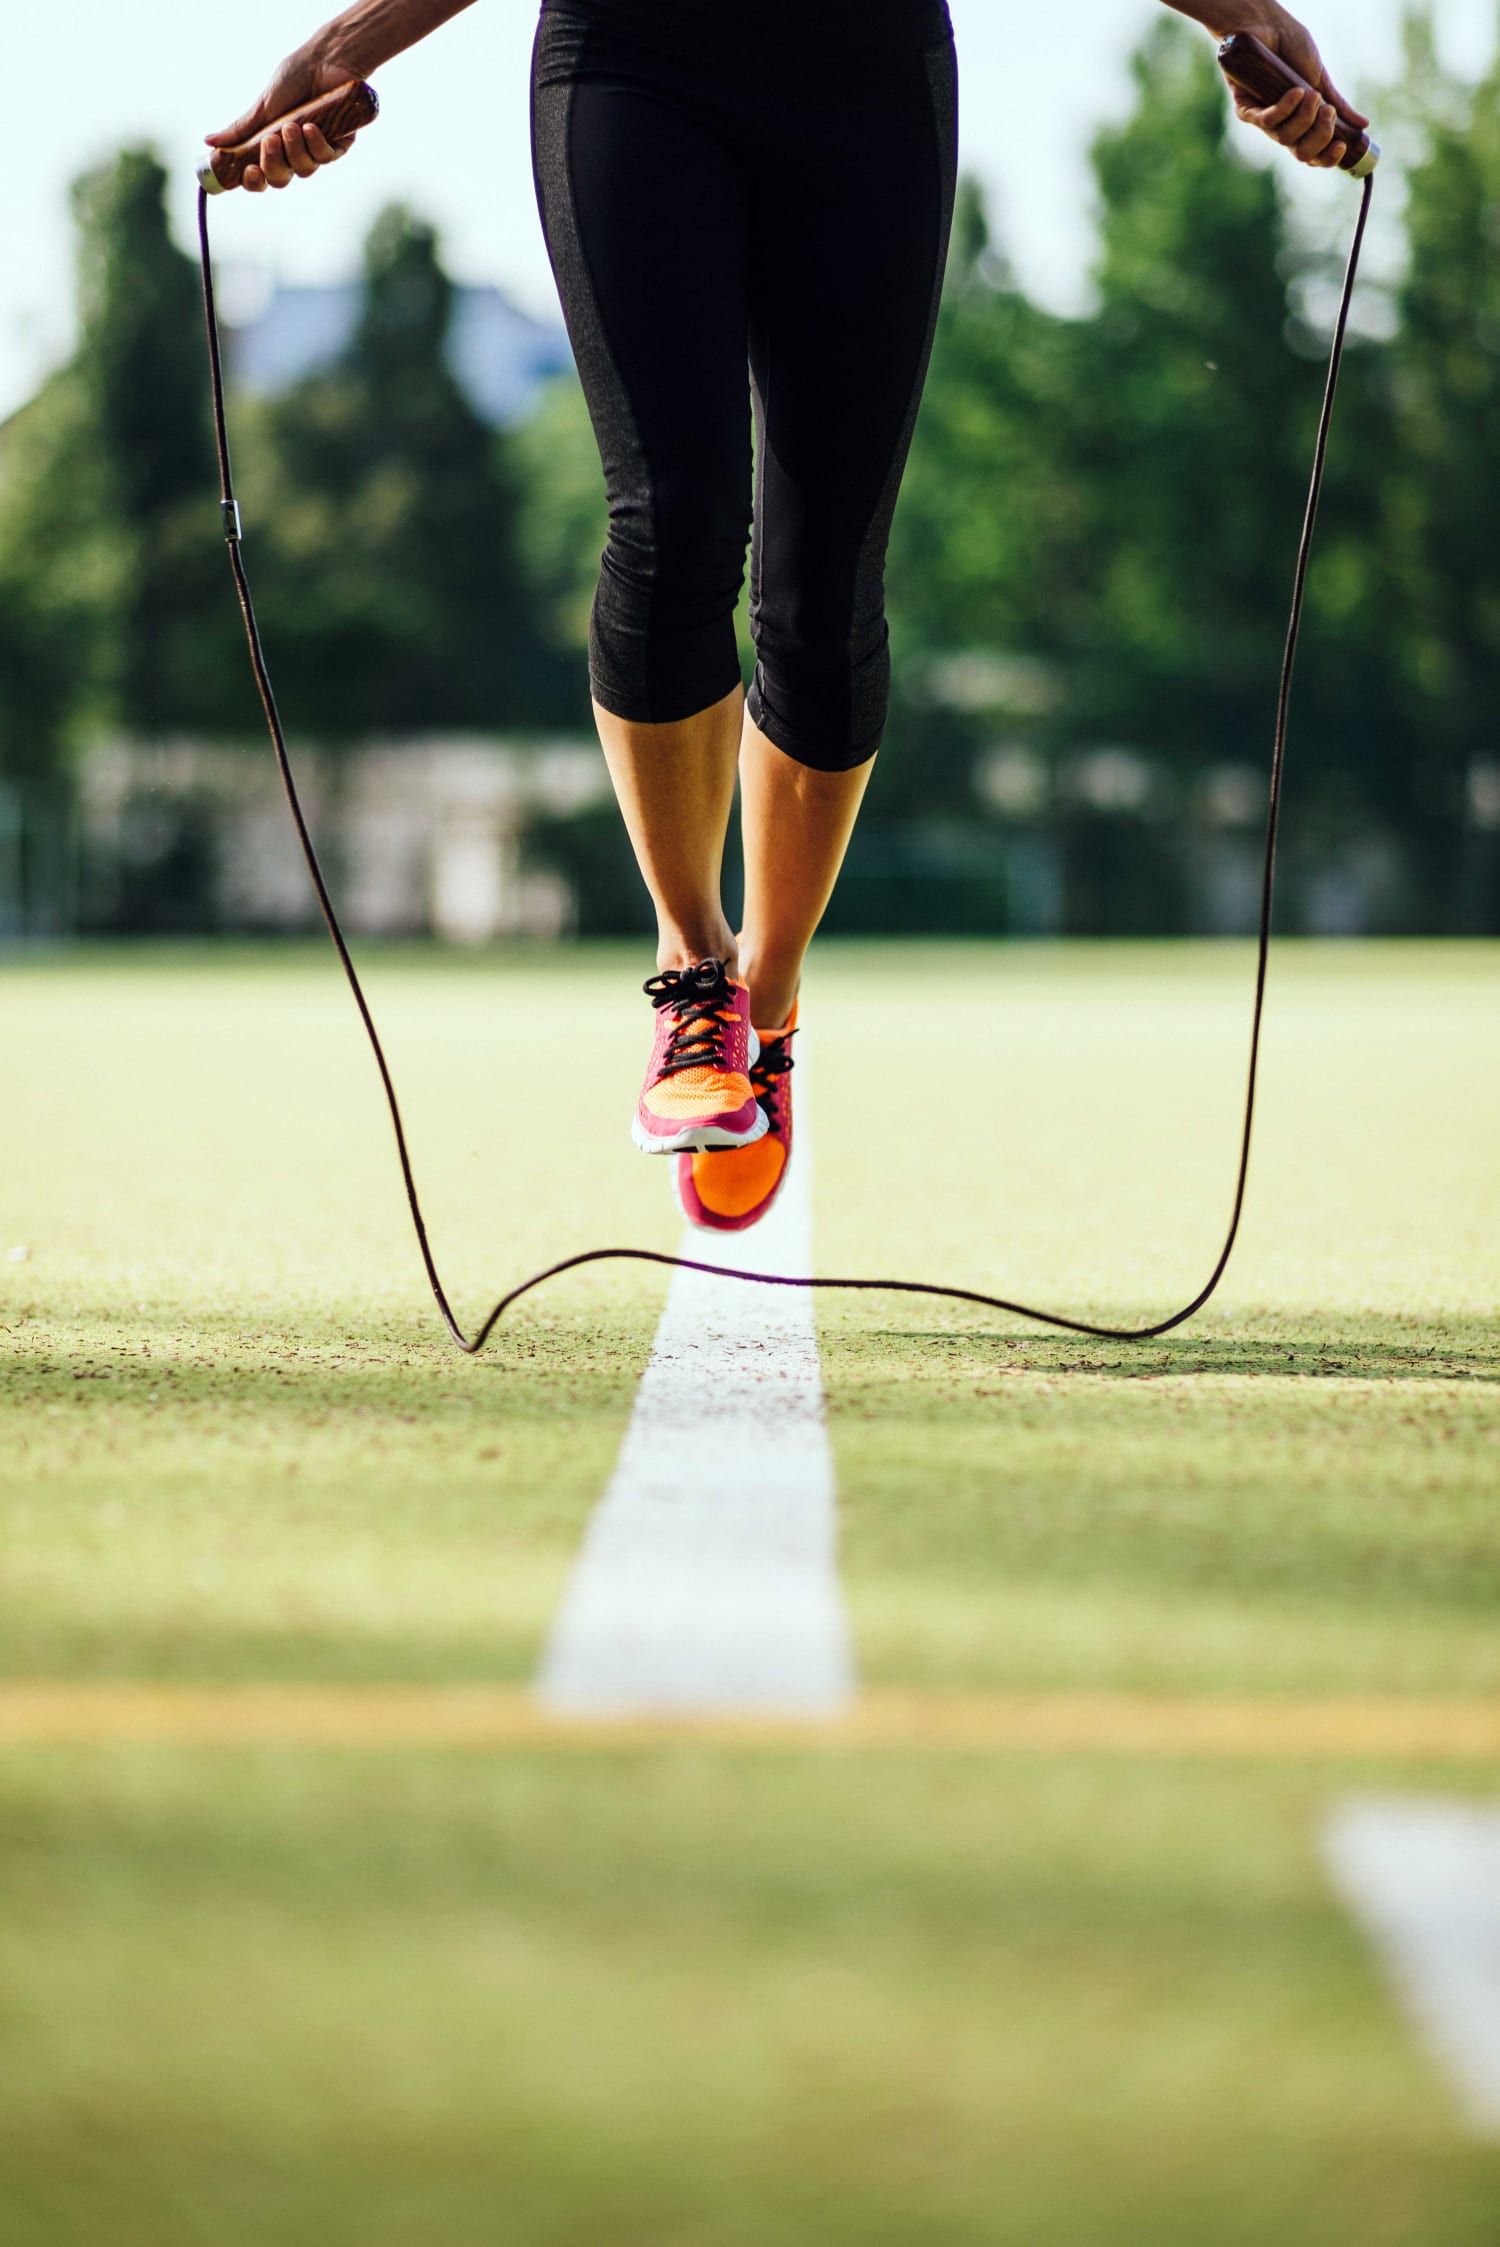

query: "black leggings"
left=530, top=0, right=958, bottom=771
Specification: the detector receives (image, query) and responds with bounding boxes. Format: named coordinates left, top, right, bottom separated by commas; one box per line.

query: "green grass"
left=4, top=1749, right=1500, bottom=2247
left=811, top=943, right=1500, bottom=1698
left=3, top=938, right=1499, bottom=2243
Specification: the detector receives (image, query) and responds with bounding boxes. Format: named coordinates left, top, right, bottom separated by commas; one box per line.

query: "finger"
left=1273, top=87, right=1324, bottom=147
left=257, top=130, right=296, bottom=189
left=243, top=163, right=267, bottom=194
left=205, top=107, right=271, bottom=148
left=1243, top=85, right=1308, bottom=132
left=280, top=120, right=321, bottom=180
left=1241, top=86, right=1316, bottom=145
left=1316, top=138, right=1349, bottom=170
left=299, top=120, right=345, bottom=166
left=1296, top=100, right=1340, bottom=162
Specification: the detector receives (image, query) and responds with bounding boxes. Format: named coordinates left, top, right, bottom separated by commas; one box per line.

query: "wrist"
left=310, top=0, right=470, bottom=80
left=1198, top=0, right=1292, bottom=38
left=304, top=30, right=365, bottom=79
left=306, top=1, right=396, bottom=80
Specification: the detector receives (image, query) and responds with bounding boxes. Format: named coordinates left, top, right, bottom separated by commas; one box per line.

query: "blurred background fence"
left=1, top=14, right=1498, bottom=942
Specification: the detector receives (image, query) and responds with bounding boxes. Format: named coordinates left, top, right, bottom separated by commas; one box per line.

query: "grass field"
left=3, top=937, right=1498, bottom=2244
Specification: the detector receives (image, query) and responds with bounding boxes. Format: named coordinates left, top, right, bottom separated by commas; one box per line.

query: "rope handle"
left=199, top=80, right=379, bottom=194
left=1217, top=33, right=1379, bottom=177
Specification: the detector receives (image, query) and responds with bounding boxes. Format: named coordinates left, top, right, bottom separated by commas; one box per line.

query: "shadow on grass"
left=1, top=1299, right=661, bottom=1428
left=8, top=1298, right=1499, bottom=1401
left=820, top=1310, right=1500, bottom=1385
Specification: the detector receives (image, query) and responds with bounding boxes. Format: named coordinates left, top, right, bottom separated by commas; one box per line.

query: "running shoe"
left=674, top=1006, right=797, bottom=1231
left=632, top=959, right=768, bottom=1154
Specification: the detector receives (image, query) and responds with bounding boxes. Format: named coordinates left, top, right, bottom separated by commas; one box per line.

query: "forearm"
left=305, top=0, right=477, bottom=78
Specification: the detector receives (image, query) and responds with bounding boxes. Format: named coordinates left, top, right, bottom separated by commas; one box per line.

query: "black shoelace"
left=750, top=1032, right=794, bottom=1119
left=643, top=960, right=741, bottom=1079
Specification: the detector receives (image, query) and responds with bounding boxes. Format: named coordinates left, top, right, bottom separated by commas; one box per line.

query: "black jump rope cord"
left=197, top=175, right=1373, bottom=1355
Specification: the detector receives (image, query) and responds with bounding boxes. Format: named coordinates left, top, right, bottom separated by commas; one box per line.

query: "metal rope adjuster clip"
left=220, top=499, right=243, bottom=543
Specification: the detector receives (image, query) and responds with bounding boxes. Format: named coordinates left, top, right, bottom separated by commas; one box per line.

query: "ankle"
left=656, top=922, right=738, bottom=979
left=736, top=942, right=800, bottom=1032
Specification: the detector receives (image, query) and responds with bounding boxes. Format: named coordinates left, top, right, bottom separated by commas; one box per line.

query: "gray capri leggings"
left=530, top=0, right=959, bottom=770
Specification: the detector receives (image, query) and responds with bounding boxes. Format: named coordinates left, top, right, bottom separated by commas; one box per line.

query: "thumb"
left=205, top=97, right=278, bottom=148
left=205, top=51, right=341, bottom=146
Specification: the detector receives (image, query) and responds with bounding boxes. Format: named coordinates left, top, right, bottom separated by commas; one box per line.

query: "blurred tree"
left=1382, top=9, right=1500, bottom=927
left=0, top=376, right=99, bottom=783
left=247, top=204, right=556, bottom=734
left=879, top=172, right=1089, bottom=880
left=1074, top=12, right=1408, bottom=899
left=1070, top=16, right=1315, bottom=771
left=72, top=149, right=222, bottom=726
left=889, top=179, right=1086, bottom=671
left=0, top=148, right=243, bottom=756
left=512, top=370, right=608, bottom=679
left=2, top=38, right=1485, bottom=937
left=0, top=583, right=71, bottom=789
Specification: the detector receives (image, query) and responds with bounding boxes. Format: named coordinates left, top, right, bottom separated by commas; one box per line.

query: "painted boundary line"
left=1325, top=1798, right=1500, bottom=2136
left=536, top=1070, right=854, bottom=1715
left=4, top=1688, right=1500, bottom=1756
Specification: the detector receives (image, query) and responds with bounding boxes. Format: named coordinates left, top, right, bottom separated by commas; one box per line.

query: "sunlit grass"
left=2, top=939, right=1498, bottom=2243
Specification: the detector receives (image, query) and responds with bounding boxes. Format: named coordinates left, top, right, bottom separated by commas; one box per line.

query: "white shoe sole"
left=632, top=1104, right=770, bottom=1157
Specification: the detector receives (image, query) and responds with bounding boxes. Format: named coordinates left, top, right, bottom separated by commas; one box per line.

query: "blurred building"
left=75, top=736, right=610, bottom=941
left=230, top=282, right=572, bottom=426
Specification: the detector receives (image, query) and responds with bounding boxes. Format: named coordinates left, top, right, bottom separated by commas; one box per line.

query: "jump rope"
left=195, top=35, right=1376, bottom=1356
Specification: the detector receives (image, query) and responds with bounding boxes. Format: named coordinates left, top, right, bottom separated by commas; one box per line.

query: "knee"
left=604, top=461, right=748, bottom=617
left=591, top=460, right=749, bottom=726
left=748, top=605, right=890, bottom=774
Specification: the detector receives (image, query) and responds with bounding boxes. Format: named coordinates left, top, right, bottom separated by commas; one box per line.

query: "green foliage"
left=67, top=149, right=231, bottom=731
left=3, top=12, right=1500, bottom=932
left=1075, top=19, right=1310, bottom=760
left=0, top=148, right=243, bottom=769
left=882, top=17, right=1457, bottom=929
left=1382, top=15, right=1500, bottom=907
left=242, top=205, right=554, bottom=736
left=889, top=247, right=1081, bottom=666
left=512, top=371, right=608, bottom=664
left=72, top=151, right=212, bottom=530
left=0, top=373, right=101, bottom=780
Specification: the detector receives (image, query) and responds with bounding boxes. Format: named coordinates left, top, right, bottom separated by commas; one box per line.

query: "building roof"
left=229, top=281, right=573, bottom=426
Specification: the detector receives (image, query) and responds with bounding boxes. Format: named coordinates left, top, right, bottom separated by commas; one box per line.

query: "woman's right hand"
left=204, top=45, right=362, bottom=192
left=1220, top=4, right=1368, bottom=169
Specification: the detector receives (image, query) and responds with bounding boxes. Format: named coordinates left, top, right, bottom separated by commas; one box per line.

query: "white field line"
left=1323, top=1798, right=1500, bottom=2136
left=535, top=1063, right=855, bottom=1716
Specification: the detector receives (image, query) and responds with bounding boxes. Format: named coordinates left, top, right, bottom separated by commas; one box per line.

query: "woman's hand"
left=1219, top=5, right=1368, bottom=168
left=204, top=45, right=361, bottom=192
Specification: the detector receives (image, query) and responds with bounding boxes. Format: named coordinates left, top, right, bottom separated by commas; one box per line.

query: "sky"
left=0, top=0, right=1495, bottom=422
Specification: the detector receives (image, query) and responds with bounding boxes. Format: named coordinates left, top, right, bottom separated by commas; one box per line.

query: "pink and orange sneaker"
left=674, top=1007, right=797, bottom=1232
left=632, top=959, right=769, bottom=1155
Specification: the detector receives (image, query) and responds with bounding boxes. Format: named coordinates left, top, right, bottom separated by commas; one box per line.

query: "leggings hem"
left=747, top=681, right=884, bottom=773
left=589, top=667, right=746, bottom=728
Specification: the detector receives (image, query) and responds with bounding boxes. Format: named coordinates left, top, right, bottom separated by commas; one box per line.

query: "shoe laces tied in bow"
left=642, top=960, right=740, bottom=1079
